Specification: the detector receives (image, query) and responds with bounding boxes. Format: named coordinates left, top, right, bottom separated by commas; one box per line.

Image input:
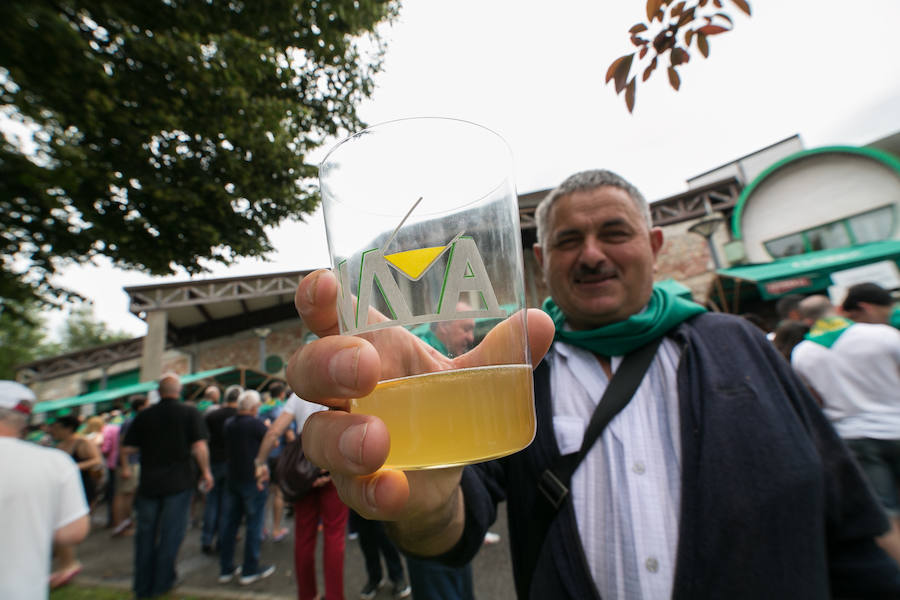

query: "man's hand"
left=286, top=269, right=553, bottom=556
left=201, top=469, right=214, bottom=492
left=255, top=462, right=270, bottom=491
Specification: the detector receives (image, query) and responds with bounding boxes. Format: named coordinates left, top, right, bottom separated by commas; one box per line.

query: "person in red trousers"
left=256, top=392, right=348, bottom=600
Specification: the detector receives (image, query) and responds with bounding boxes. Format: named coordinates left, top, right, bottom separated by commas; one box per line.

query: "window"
left=763, top=205, right=896, bottom=259
left=765, top=233, right=806, bottom=259
left=848, top=205, right=894, bottom=243
left=806, top=221, right=850, bottom=252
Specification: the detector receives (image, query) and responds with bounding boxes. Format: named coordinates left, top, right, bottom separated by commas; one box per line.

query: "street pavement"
left=73, top=499, right=517, bottom=599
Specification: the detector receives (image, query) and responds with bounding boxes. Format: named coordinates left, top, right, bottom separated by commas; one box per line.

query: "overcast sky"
left=46, top=0, right=900, bottom=337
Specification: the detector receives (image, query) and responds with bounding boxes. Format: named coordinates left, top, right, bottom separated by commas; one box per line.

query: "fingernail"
left=339, top=422, right=368, bottom=466
left=328, top=347, right=359, bottom=390
left=305, top=270, right=321, bottom=306
left=365, top=475, right=379, bottom=509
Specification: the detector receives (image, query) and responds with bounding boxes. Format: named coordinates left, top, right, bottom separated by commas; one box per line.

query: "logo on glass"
left=335, top=232, right=506, bottom=335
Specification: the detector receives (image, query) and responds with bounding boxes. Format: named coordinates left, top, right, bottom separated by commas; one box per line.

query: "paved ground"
left=72, top=499, right=516, bottom=599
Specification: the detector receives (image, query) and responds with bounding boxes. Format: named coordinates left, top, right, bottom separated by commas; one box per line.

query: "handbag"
left=274, top=436, right=322, bottom=503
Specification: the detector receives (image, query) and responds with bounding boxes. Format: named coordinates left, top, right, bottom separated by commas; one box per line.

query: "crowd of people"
left=1, top=316, right=497, bottom=600
left=3, top=167, right=900, bottom=600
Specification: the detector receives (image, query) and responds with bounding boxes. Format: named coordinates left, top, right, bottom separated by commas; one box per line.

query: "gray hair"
left=534, top=169, right=651, bottom=250
left=223, top=385, right=243, bottom=405
left=0, top=407, right=27, bottom=434
left=798, top=295, right=834, bottom=322
left=237, top=390, right=261, bottom=412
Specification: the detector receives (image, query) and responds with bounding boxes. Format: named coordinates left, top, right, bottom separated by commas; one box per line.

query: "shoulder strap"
left=519, top=336, right=664, bottom=599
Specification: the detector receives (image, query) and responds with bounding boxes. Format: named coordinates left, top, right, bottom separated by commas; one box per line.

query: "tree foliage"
left=608, top=0, right=751, bottom=112
left=0, top=299, right=52, bottom=379
left=0, top=0, right=398, bottom=305
left=0, top=300, right=131, bottom=378
left=58, top=304, right=133, bottom=353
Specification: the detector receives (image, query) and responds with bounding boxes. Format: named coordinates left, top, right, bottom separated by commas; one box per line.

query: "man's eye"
left=554, top=237, right=580, bottom=248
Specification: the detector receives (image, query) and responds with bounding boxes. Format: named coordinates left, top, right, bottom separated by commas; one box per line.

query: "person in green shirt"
left=196, top=385, right=221, bottom=414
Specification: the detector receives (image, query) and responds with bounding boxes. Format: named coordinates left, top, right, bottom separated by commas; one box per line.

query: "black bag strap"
left=519, top=336, right=664, bottom=599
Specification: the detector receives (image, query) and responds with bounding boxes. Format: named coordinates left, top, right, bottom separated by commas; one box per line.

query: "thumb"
left=456, top=309, right=554, bottom=370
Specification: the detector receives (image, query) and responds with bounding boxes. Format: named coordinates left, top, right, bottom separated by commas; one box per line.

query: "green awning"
left=715, top=240, right=900, bottom=300
left=33, top=366, right=237, bottom=414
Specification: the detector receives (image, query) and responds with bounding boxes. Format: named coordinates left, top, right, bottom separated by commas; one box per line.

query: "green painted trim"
left=357, top=249, right=378, bottom=327
left=731, top=146, right=900, bottom=240
left=436, top=241, right=457, bottom=314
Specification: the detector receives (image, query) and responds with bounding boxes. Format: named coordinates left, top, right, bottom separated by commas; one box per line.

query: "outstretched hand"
left=287, top=269, right=553, bottom=554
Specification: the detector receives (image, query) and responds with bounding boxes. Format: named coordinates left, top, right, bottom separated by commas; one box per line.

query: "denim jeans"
left=133, top=489, right=193, bottom=598
left=406, top=557, right=474, bottom=600
left=845, top=437, right=900, bottom=515
left=350, top=510, right=405, bottom=584
left=201, top=462, right=228, bottom=547
left=219, top=480, right=268, bottom=576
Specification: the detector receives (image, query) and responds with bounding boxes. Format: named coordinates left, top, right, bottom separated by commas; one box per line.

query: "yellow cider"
left=351, top=364, right=535, bottom=470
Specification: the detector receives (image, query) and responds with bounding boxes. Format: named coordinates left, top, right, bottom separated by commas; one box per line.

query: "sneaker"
left=483, top=531, right=501, bottom=544
left=360, top=578, right=386, bottom=600
left=217, top=566, right=241, bottom=583
left=391, top=578, right=411, bottom=599
left=239, top=564, right=276, bottom=585
left=111, top=518, right=132, bottom=537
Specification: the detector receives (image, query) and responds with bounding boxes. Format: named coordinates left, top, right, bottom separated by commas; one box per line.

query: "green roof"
left=33, top=366, right=236, bottom=414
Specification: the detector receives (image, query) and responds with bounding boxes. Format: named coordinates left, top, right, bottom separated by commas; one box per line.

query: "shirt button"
left=632, top=461, right=646, bottom=474
left=645, top=557, right=659, bottom=573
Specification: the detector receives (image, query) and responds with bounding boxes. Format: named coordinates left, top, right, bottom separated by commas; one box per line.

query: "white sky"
left=44, top=0, right=900, bottom=338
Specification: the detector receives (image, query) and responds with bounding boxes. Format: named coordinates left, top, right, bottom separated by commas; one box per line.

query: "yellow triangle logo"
left=384, top=246, right=446, bottom=280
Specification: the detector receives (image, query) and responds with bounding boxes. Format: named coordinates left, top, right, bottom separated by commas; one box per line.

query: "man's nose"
left=579, top=237, right=607, bottom=266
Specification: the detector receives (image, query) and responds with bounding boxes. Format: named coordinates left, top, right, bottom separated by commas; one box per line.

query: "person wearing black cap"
left=842, top=282, right=899, bottom=327
left=0, top=381, right=90, bottom=598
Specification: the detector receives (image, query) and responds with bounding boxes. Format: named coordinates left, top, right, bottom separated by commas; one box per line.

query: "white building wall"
left=740, top=153, right=900, bottom=262
left=688, top=136, right=804, bottom=189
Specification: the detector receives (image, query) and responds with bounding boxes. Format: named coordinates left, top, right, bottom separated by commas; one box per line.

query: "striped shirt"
left=549, top=338, right=682, bottom=600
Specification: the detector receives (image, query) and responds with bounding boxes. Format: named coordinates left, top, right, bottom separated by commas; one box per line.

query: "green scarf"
left=541, top=284, right=707, bottom=356
left=418, top=328, right=449, bottom=357
left=805, top=316, right=854, bottom=348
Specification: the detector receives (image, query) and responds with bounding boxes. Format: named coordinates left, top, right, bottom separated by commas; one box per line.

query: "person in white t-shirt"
left=0, top=381, right=90, bottom=600
left=254, top=393, right=347, bottom=600
left=792, top=295, right=900, bottom=566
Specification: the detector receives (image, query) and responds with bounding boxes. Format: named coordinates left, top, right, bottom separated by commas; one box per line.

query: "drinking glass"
left=319, top=117, right=533, bottom=469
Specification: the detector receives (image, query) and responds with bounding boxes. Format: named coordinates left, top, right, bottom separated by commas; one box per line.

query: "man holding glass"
left=289, top=169, right=900, bottom=598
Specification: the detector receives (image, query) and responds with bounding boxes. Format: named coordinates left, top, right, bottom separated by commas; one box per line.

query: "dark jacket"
left=440, top=312, right=900, bottom=598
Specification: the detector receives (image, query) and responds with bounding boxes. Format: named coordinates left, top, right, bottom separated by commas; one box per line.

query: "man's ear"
left=533, top=244, right=544, bottom=269
left=649, top=227, right=664, bottom=258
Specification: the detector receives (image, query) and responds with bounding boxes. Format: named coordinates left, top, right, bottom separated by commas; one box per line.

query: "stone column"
left=139, top=310, right=167, bottom=382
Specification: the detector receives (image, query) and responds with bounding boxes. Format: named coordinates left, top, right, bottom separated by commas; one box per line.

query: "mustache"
left=573, top=264, right=617, bottom=279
